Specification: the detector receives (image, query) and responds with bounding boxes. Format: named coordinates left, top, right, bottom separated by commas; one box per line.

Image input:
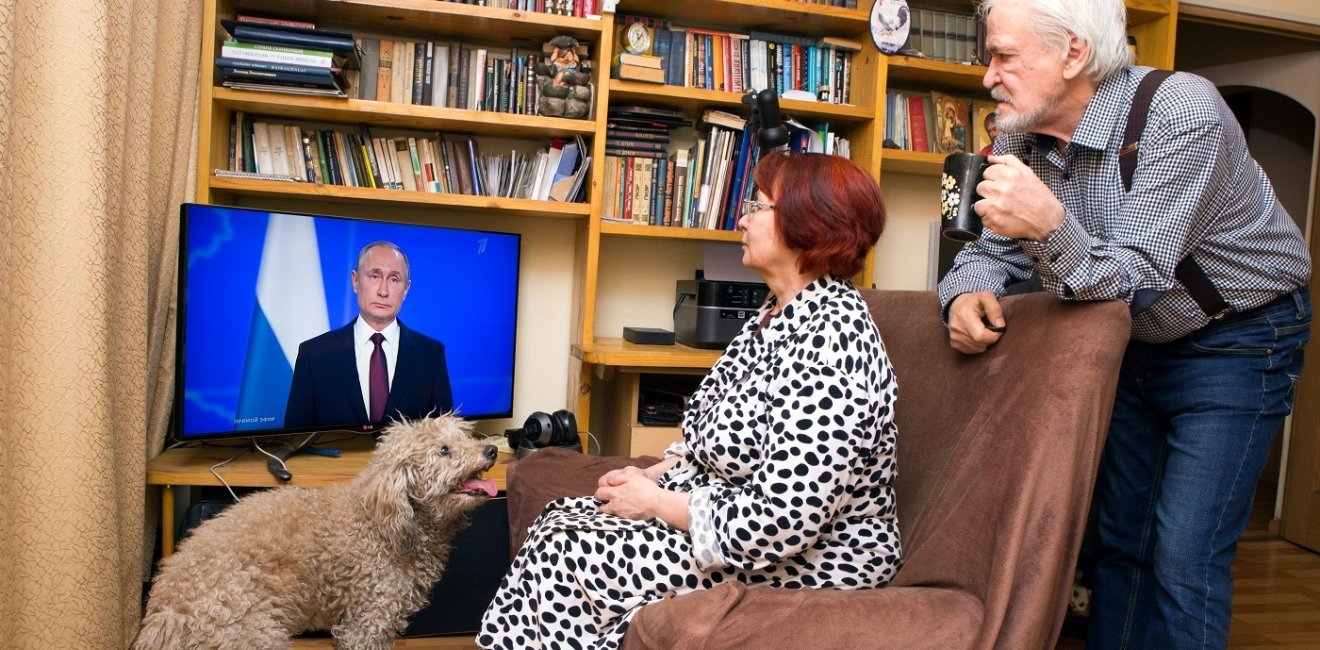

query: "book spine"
left=229, top=23, right=355, bottom=55
left=236, top=14, right=316, bottom=30
left=221, top=42, right=332, bottom=68
left=376, top=39, right=394, bottom=101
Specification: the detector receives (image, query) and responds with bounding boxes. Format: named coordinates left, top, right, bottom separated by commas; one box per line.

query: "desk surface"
left=146, top=436, right=514, bottom=490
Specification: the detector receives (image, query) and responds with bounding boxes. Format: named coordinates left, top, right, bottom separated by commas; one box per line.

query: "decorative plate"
left=870, top=0, right=911, bottom=54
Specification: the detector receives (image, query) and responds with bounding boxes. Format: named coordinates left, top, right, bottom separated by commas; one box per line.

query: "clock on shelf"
left=623, top=21, right=652, bottom=55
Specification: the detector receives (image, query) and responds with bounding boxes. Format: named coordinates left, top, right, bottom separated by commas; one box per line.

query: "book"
left=221, top=40, right=332, bottom=68
left=236, top=14, right=316, bottom=30
left=611, top=62, right=665, bottom=83
left=548, top=138, right=582, bottom=202
left=218, top=65, right=343, bottom=90
left=906, top=93, right=931, bottom=153
left=612, top=52, right=663, bottom=69
left=376, top=39, right=394, bottom=101
left=358, top=38, right=379, bottom=101
left=701, top=108, right=746, bottom=131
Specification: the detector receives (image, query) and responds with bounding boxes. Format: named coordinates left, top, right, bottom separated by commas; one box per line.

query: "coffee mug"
left=940, top=152, right=989, bottom=242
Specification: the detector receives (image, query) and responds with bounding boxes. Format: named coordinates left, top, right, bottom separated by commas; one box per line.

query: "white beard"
left=991, top=87, right=1059, bottom=134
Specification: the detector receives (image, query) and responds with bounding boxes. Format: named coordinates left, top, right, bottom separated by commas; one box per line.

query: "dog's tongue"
left=461, top=478, right=498, bottom=497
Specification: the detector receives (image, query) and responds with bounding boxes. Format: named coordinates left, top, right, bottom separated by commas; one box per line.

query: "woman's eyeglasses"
left=741, top=199, right=775, bottom=216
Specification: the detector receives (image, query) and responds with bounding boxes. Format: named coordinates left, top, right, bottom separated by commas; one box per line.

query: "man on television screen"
left=284, top=241, right=453, bottom=430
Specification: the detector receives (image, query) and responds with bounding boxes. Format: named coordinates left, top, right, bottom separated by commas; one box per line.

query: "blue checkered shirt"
left=938, top=67, right=1310, bottom=343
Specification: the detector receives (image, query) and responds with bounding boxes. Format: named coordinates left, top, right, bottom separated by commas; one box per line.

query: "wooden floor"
left=1058, top=492, right=1320, bottom=649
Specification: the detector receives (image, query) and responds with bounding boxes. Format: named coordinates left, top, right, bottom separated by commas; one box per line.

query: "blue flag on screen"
left=234, top=213, right=331, bottom=430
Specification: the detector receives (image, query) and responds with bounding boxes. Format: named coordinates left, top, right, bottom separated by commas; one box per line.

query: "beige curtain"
left=0, top=0, right=198, bottom=646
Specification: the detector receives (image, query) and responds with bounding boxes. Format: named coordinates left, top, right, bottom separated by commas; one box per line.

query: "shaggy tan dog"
left=134, top=415, right=499, bottom=650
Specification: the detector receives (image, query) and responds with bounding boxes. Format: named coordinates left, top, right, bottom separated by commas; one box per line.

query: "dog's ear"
left=358, top=429, right=420, bottom=554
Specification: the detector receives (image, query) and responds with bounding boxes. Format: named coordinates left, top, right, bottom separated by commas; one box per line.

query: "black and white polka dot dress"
left=479, top=276, right=901, bottom=649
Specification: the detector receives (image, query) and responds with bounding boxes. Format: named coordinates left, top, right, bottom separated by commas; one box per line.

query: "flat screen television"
left=174, top=203, right=520, bottom=442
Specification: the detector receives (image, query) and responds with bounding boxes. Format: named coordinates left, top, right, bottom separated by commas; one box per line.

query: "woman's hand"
left=596, top=464, right=691, bottom=530
left=595, top=470, right=662, bottom=520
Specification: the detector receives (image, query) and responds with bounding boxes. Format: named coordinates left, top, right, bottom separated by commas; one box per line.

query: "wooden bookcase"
left=191, top=0, right=1179, bottom=443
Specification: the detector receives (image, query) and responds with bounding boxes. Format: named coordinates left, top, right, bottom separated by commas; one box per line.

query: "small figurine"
left=536, top=35, right=593, bottom=119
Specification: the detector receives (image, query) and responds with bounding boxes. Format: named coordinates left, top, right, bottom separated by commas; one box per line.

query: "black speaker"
left=402, top=496, right=510, bottom=637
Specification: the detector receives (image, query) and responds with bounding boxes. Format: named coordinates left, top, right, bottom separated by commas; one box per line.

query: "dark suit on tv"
left=283, top=319, right=453, bottom=430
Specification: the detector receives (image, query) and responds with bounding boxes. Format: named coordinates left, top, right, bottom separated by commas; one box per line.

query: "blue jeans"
left=1087, top=289, right=1311, bottom=650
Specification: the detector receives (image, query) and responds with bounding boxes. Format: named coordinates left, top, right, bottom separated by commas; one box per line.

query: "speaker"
left=401, top=496, right=510, bottom=637
left=504, top=409, right=581, bottom=458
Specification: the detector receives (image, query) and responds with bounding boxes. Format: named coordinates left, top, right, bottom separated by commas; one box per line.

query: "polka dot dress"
left=479, top=276, right=901, bottom=649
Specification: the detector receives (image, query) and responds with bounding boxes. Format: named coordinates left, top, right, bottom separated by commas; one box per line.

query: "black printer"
left=673, top=274, right=769, bottom=349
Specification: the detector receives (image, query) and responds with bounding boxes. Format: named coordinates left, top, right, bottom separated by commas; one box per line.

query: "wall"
left=1182, top=0, right=1320, bottom=26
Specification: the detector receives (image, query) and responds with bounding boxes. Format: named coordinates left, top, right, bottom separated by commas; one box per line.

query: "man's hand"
left=975, top=155, right=1065, bottom=241
left=948, top=291, right=1006, bottom=354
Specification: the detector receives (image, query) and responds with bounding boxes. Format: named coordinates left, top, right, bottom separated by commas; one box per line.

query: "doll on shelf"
left=536, top=35, right=593, bottom=119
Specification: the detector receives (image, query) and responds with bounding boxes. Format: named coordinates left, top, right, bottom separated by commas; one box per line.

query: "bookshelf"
left=191, top=0, right=1179, bottom=444
left=196, top=0, right=608, bottom=209
left=877, top=0, right=1179, bottom=177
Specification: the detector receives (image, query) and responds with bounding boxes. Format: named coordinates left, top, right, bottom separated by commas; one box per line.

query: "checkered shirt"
left=938, top=67, right=1310, bottom=343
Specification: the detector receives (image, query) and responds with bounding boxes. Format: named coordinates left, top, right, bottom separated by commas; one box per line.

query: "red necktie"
left=369, top=332, right=388, bottom=422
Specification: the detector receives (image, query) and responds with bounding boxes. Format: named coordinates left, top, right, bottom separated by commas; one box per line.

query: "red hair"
left=752, top=151, right=886, bottom=278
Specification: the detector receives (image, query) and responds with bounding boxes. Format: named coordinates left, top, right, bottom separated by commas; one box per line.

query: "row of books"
left=786, top=0, right=859, bottom=6
left=433, top=0, right=599, bottom=16
left=354, top=37, right=548, bottom=115
left=217, top=15, right=360, bottom=98
left=885, top=90, right=994, bottom=155
left=224, top=113, right=589, bottom=202
left=603, top=108, right=764, bottom=230
left=903, top=5, right=986, bottom=65
left=602, top=105, right=852, bottom=230
left=618, top=15, right=859, bottom=105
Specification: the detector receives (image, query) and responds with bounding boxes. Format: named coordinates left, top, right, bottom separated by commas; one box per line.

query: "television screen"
left=175, top=203, right=520, bottom=441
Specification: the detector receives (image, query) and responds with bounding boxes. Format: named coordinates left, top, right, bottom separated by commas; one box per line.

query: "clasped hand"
left=595, top=466, right=661, bottom=521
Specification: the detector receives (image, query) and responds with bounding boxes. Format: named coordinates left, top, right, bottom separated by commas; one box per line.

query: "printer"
left=673, top=274, right=769, bottom=349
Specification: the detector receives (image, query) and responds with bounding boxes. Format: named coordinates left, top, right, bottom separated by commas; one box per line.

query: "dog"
left=134, top=415, right=499, bottom=649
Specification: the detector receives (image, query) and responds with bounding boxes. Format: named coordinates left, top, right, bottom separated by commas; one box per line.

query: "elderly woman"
left=479, top=152, right=901, bottom=650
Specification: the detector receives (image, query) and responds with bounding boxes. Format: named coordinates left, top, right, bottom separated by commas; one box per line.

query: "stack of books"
left=216, top=15, right=361, bottom=97
left=610, top=52, right=664, bottom=84
left=602, top=106, right=689, bottom=226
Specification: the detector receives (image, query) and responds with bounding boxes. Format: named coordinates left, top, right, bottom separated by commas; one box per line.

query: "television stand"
left=261, top=432, right=340, bottom=481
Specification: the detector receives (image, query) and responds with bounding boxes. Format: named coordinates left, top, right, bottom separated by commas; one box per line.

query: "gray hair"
left=356, top=241, right=411, bottom=282
left=978, top=0, right=1133, bottom=81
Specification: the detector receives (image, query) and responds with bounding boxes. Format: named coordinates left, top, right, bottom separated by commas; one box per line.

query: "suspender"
left=1121, top=69, right=1231, bottom=319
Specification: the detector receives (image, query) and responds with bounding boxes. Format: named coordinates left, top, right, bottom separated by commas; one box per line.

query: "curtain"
left=0, top=0, right=198, bottom=646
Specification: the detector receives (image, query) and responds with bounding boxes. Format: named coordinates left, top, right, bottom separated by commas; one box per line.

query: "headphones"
left=505, top=409, right=580, bottom=457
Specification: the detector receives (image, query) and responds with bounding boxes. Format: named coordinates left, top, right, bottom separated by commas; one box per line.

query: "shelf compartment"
left=608, top=81, right=874, bottom=124
left=574, top=338, right=720, bottom=370
left=600, top=221, right=742, bottom=242
left=222, top=0, right=605, bottom=44
left=212, top=88, right=598, bottom=139
left=208, top=176, right=591, bottom=219
left=880, top=149, right=946, bottom=177
left=886, top=56, right=989, bottom=93
left=611, top=0, right=867, bottom=39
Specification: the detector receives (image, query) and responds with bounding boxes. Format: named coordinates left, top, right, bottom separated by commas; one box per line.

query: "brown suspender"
left=1121, top=69, right=1231, bottom=319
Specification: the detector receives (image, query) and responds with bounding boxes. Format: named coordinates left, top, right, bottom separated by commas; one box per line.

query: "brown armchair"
left=506, top=290, right=1130, bottom=649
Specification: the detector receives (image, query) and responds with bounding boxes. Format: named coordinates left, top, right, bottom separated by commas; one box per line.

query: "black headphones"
left=505, top=409, right=579, bottom=453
